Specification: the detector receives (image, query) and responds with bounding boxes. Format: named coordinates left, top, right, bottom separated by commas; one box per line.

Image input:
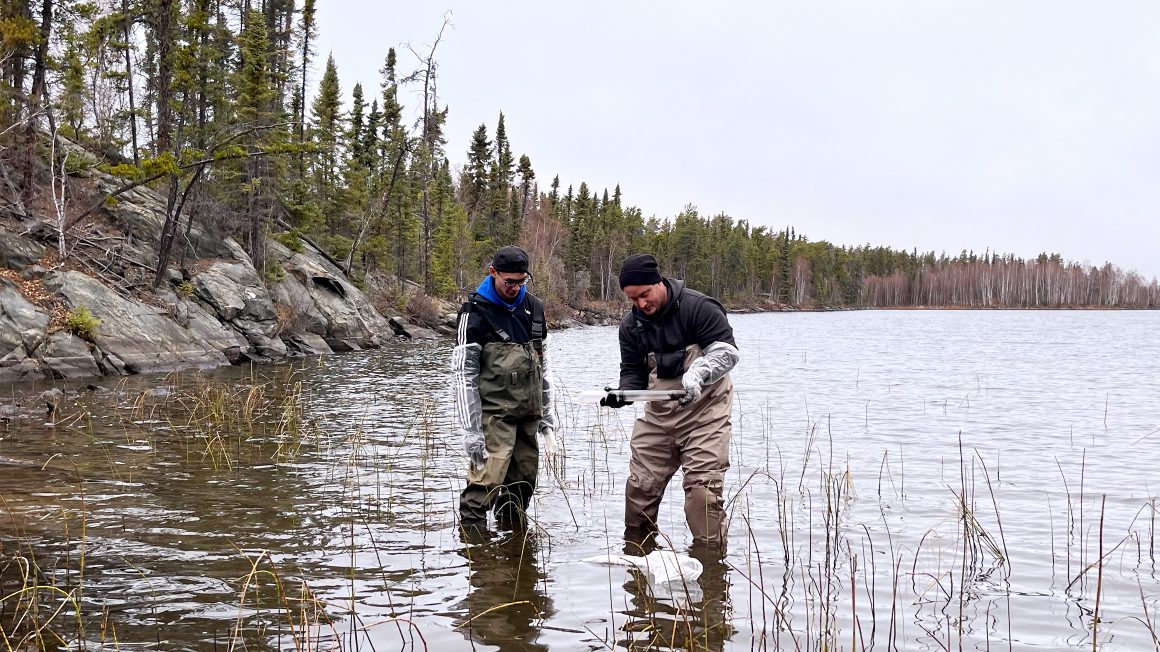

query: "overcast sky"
left=316, top=1, right=1160, bottom=279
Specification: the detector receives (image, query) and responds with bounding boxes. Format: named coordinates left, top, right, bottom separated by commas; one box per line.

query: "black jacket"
left=457, top=291, right=547, bottom=347
left=617, top=278, right=736, bottom=389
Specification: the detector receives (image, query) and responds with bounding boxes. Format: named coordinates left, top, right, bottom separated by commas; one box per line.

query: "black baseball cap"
left=491, top=246, right=530, bottom=274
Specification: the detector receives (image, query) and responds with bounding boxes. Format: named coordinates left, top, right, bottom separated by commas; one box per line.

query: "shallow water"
left=2, top=310, right=1159, bottom=650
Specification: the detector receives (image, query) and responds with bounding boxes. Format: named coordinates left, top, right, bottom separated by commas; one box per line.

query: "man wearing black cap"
left=451, top=245, right=558, bottom=529
left=603, top=253, right=740, bottom=547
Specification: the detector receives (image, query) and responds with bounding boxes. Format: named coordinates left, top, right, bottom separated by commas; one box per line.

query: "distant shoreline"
left=726, top=304, right=1156, bottom=314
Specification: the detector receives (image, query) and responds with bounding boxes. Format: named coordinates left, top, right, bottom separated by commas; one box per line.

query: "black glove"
left=599, top=393, right=633, bottom=409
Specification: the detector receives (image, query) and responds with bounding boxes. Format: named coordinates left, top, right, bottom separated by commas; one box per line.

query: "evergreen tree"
left=234, top=9, right=277, bottom=277
left=463, top=123, right=490, bottom=218
left=347, top=81, right=366, bottom=165
left=372, top=46, right=412, bottom=280
left=547, top=175, right=560, bottom=215
left=295, top=0, right=316, bottom=177
left=59, top=21, right=86, bottom=136
left=310, top=53, right=341, bottom=208
left=431, top=160, right=470, bottom=295
left=361, top=98, right=380, bottom=170
left=517, top=153, right=534, bottom=219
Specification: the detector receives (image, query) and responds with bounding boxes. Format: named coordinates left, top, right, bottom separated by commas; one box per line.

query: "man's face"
left=490, top=267, right=528, bottom=301
left=624, top=282, right=667, bottom=316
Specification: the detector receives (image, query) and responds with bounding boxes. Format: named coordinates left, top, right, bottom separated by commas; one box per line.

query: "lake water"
left=1, top=310, right=1159, bottom=650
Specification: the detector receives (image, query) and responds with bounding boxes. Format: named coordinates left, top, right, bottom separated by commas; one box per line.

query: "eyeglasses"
left=500, top=275, right=531, bottom=287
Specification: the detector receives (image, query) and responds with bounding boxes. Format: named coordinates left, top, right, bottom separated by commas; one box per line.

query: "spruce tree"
left=431, top=160, right=470, bottom=296
left=295, top=0, right=316, bottom=177
left=234, top=9, right=276, bottom=277
left=517, top=153, right=534, bottom=220
left=463, top=123, right=490, bottom=218
left=309, top=53, right=341, bottom=221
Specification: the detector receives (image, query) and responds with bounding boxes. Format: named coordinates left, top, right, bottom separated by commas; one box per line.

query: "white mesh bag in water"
left=582, top=549, right=703, bottom=585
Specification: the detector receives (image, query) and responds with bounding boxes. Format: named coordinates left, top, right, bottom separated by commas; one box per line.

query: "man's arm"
left=617, top=320, right=650, bottom=391
left=691, top=296, right=736, bottom=350
left=451, top=305, right=487, bottom=468
left=539, top=332, right=557, bottom=432
left=680, top=297, right=740, bottom=403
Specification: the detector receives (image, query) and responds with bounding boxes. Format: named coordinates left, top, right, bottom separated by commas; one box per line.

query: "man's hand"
left=464, top=429, right=488, bottom=470
left=680, top=364, right=710, bottom=407
left=599, top=393, right=633, bottom=409
left=539, top=425, right=560, bottom=456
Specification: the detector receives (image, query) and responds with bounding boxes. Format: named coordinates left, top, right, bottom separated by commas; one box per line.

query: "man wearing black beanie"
left=602, top=254, right=740, bottom=548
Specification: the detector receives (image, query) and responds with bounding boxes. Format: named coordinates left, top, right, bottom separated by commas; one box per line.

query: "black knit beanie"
left=619, top=253, right=662, bottom=288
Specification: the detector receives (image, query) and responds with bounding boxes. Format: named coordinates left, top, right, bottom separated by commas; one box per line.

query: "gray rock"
left=0, top=345, right=43, bottom=382
left=0, top=225, right=46, bottom=269
left=0, top=279, right=50, bottom=357
left=406, top=325, right=440, bottom=340
left=242, top=296, right=277, bottom=323
left=384, top=317, right=438, bottom=340
left=41, top=387, right=65, bottom=415
left=283, top=332, right=333, bottom=356
left=387, top=317, right=412, bottom=339
left=154, top=288, right=246, bottom=360
left=0, top=165, right=401, bottom=384
left=97, top=350, right=128, bottom=375
left=171, top=295, right=251, bottom=363
left=44, top=270, right=231, bottom=375
left=20, top=265, right=47, bottom=280
left=40, top=331, right=100, bottom=379
left=93, top=172, right=236, bottom=260
left=267, top=239, right=390, bottom=347
left=189, top=261, right=285, bottom=359
left=192, top=263, right=250, bottom=320
left=100, top=189, right=165, bottom=243
left=267, top=272, right=329, bottom=335
left=325, top=338, right=362, bottom=352
left=233, top=318, right=287, bottom=359
left=193, top=262, right=279, bottom=323
left=221, top=237, right=252, bottom=266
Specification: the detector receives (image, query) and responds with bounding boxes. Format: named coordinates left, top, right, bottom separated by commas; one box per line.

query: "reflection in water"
left=456, top=526, right=553, bottom=651
left=3, top=313, right=1160, bottom=649
left=616, top=534, right=734, bottom=651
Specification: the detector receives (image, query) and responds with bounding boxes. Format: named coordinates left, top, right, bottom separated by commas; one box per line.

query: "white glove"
left=680, top=366, right=708, bottom=405
left=539, top=425, right=559, bottom=457
left=464, top=429, right=488, bottom=470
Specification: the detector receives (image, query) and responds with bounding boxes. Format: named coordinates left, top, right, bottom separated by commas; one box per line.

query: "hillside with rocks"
left=0, top=140, right=449, bottom=384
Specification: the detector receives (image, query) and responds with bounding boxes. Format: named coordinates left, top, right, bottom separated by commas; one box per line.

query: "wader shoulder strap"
left=468, top=293, right=513, bottom=343
left=526, top=296, right=546, bottom=340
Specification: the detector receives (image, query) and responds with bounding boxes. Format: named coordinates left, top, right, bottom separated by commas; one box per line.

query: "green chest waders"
left=460, top=339, right=546, bottom=525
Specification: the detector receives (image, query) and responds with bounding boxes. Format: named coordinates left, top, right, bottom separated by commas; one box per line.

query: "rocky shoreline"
left=1, top=163, right=446, bottom=384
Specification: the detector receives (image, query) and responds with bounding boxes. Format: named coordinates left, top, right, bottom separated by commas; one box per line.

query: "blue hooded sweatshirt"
left=475, top=275, right=526, bottom=313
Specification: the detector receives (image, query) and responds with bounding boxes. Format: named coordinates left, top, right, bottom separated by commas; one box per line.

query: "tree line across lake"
left=2, top=1, right=1155, bottom=311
